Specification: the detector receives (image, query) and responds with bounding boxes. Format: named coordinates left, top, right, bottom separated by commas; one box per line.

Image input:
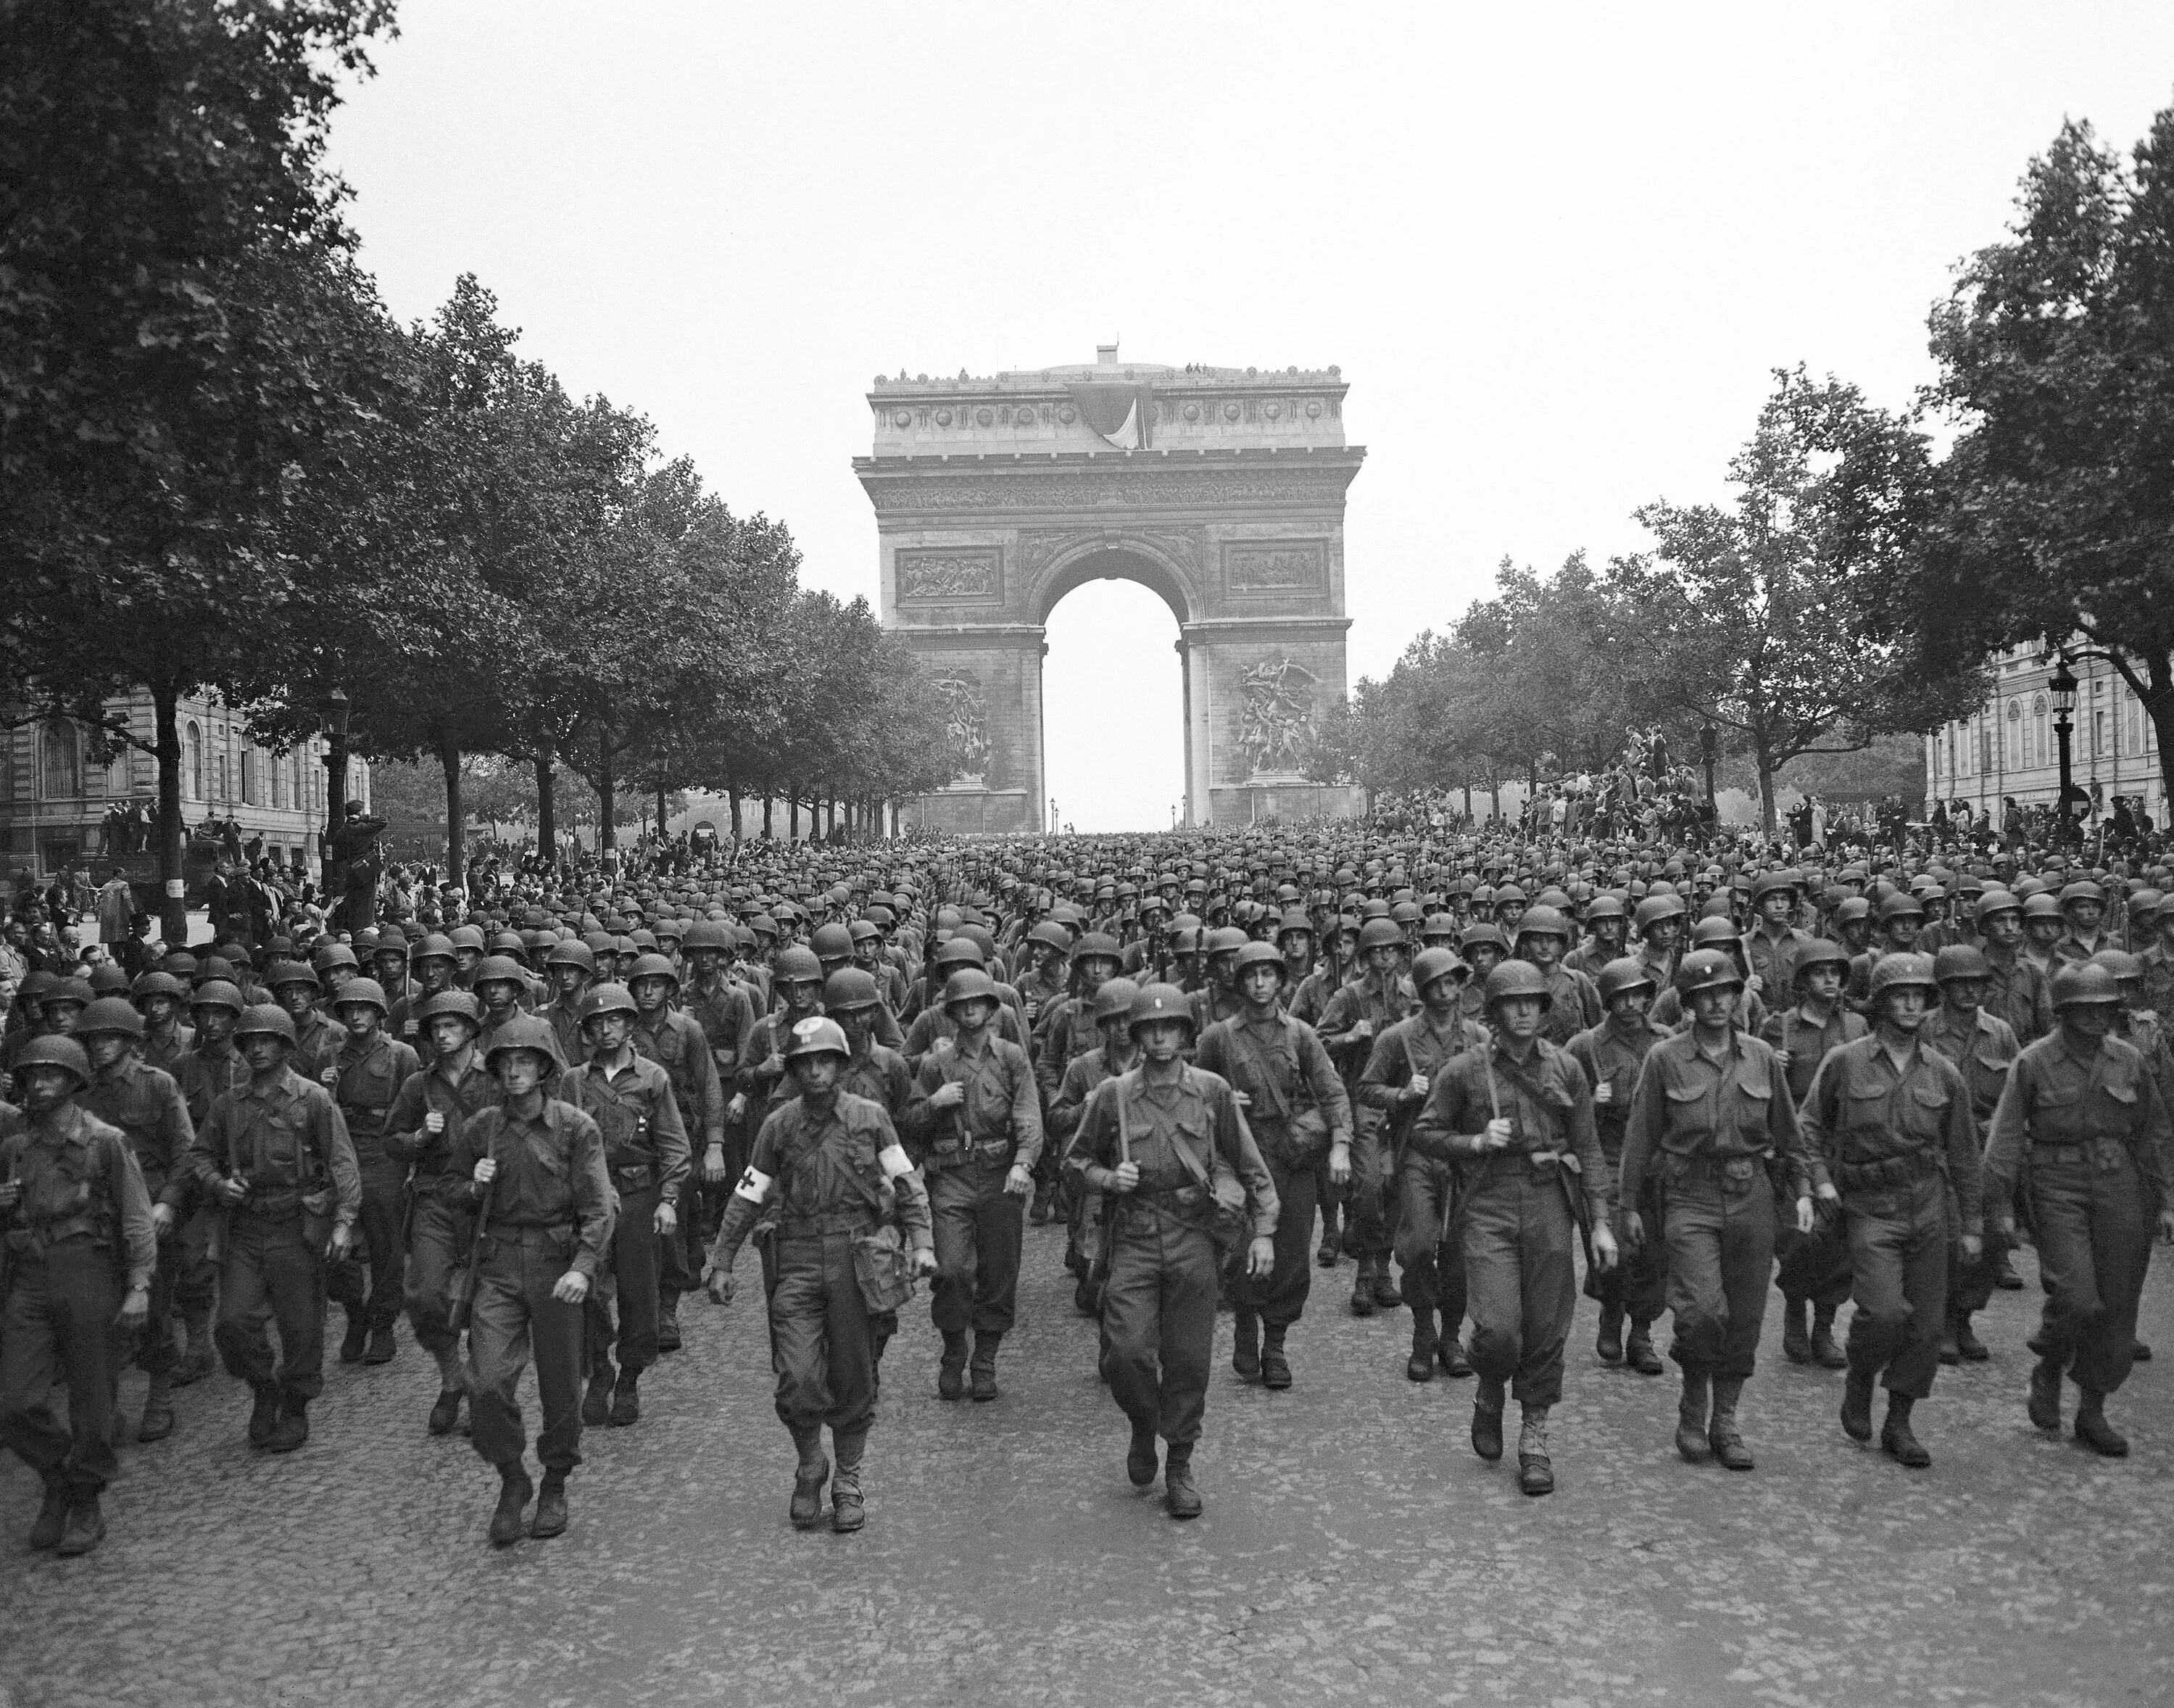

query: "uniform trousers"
left=2027, top=1148, right=2153, bottom=1396
left=328, top=1161, right=405, bottom=1330
left=1393, top=1153, right=1467, bottom=1348
left=404, top=1190, right=472, bottom=1357
left=215, top=1214, right=326, bottom=1401
left=1235, top=1148, right=1317, bottom=1328
left=1100, top=1209, right=1219, bottom=1445
left=586, top=1182, right=661, bottom=1378
left=1459, top=1163, right=1577, bottom=1407
left=1661, top=1165, right=1776, bottom=1380
left=768, top=1230, right=876, bottom=1435
left=1841, top=1174, right=1949, bottom=1399
left=0, top=1242, right=123, bottom=1493
left=466, top=1226, right=585, bottom=1472
left=929, top=1156, right=1023, bottom=1338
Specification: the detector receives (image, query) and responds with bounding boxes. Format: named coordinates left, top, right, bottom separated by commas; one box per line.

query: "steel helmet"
left=810, top=923, right=855, bottom=962
left=2020, top=892, right=2063, bottom=923
left=1459, top=921, right=1508, bottom=957
left=1411, top=948, right=1468, bottom=994
left=1633, top=893, right=1688, bottom=931
left=1026, top=919, right=1072, bottom=954
left=2059, top=879, right=2107, bottom=909
left=483, top=1013, right=567, bottom=1079
left=449, top=924, right=488, bottom=953
left=1127, top=982, right=1195, bottom=1037
left=823, top=968, right=881, bottom=1012
left=623, top=953, right=678, bottom=987
left=1689, top=915, right=1745, bottom=950
left=1791, top=939, right=1851, bottom=982
left=419, top=990, right=485, bottom=1029
left=1356, top=917, right=1406, bottom=953
left=43, top=978, right=93, bottom=1012
left=1832, top=896, right=1873, bottom=931
left=1275, top=909, right=1315, bottom=942
left=1674, top=948, right=1744, bottom=998
left=1482, top=958, right=1551, bottom=1011
left=1205, top=925, right=1248, bottom=958
left=772, top=945, right=823, bottom=987
left=942, top=969, right=1000, bottom=1011
left=929, top=937, right=984, bottom=974
left=10, top=1034, right=92, bottom=1089
left=85, top=964, right=129, bottom=998
left=1073, top=931, right=1121, bottom=964
left=2050, top=962, right=2123, bottom=1011
left=1421, top=912, right=1461, bottom=942
left=234, top=1004, right=297, bottom=1045
left=190, top=979, right=245, bottom=1016
left=473, top=955, right=528, bottom=989
left=333, top=977, right=390, bottom=1015
left=1931, top=945, right=1993, bottom=984
left=1584, top=894, right=1627, bottom=924
left=1972, top=889, right=2020, bottom=924
left=2088, top=948, right=2144, bottom=984
left=1231, top=940, right=1287, bottom=982
left=1493, top=884, right=1528, bottom=911
left=74, top=996, right=146, bottom=1040
left=1092, top=977, right=1142, bottom=1024
left=546, top=940, right=598, bottom=976
left=313, top=942, right=360, bottom=977
left=412, top=933, right=457, bottom=965
left=682, top=919, right=735, bottom=954
left=785, top=1016, right=851, bottom=1061
left=1866, top=953, right=1938, bottom=1003
left=1751, top=870, right=1798, bottom=904
left=1514, top=905, right=1572, bottom=945
left=1595, top=958, right=1659, bottom=1005
left=577, top=983, right=639, bottom=1027
left=131, top=971, right=188, bottom=1005
left=1876, top=892, right=1925, bottom=924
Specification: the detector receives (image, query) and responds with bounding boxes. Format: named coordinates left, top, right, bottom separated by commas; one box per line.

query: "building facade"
left=1, top=692, right=368, bottom=886
left=1922, top=644, right=2163, bottom=829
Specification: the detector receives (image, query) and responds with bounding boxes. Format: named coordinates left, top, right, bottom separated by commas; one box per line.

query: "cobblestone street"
left=1, top=1227, right=2167, bottom=1708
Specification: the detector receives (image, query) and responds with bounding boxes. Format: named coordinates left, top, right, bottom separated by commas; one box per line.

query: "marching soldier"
left=1920, top=946, right=2019, bottom=1363
left=1318, top=916, right=1415, bottom=1314
left=1567, top=958, right=1671, bottom=1375
left=170, top=978, right=250, bottom=1385
left=625, top=953, right=725, bottom=1353
left=325, top=977, right=420, bottom=1369
left=1047, top=978, right=1142, bottom=1314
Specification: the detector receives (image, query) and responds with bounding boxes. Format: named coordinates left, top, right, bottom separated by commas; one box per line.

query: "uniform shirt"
left=1355, top=1010, right=1487, bottom=1145
left=540, top=993, right=591, bottom=1070
left=1798, top=1036, right=1983, bottom=1232
left=1981, top=944, right=2052, bottom=1043
left=383, top=1056, right=502, bottom=1185
left=1032, top=992, right=1103, bottom=1107
left=1759, top=1004, right=1870, bottom=1106
left=141, top=1021, right=195, bottom=1075
left=1532, top=963, right=1603, bottom=1047
left=0, top=1100, right=157, bottom=1290
left=1067, top=1064, right=1279, bottom=1240
left=710, top=1090, right=932, bottom=1265
left=386, top=984, right=459, bottom=1066
left=2051, top=930, right=2109, bottom=969
left=331, top=1030, right=423, bottom=1168
left=633, top=1007, right=726, bottom=1149
left=1983, top=1029, right=2174, bottom=1208
left=1187, top=982, right=1246, bottom=1036
left=173, top=1040, right=250, bottom=1132
left=1567, top=1013, right=1669, bottom=1153
left=1746, top=923, right=1816, bottom=997
left=911, top=1030, right=1045, bottom=1170
left=839, top=1042, right=923, bottom=1137
left=1317, top=975, right=1417, bottom=1079
left=1618, top=1027, right=1822, bottom=1204
left=188, top=1065, right=361, bottom=1232
left=449, top=1098, right=614, bottom=1278
left=2117, top=1011, right=2174, bottom=1110
left=1563, top=934, right=1629, bottom=978
left=289, top=1008, right=348, bottom=1085
left=81, top=1054, right=194, bottom=1209
left=2139, top=941, right=2174, bottom=1029
left=1405, top=1037, right=1611, bottom=1219
left=1921, top=1006, right=2020, bottom=1126
left=1649, top=982, right=1770, bottom=1036
left=901, top=999, right=1029, bottom=1069
left=1049, top=1044, right=1137, bottom=1154
left=1196, top=1011, right=1353, bottom=1145
left=1287, top=965, right=1343, bottom=1028
left=559, top=1049, right=692, bottom=1203
left=681, top=973, right=758, bottom=1095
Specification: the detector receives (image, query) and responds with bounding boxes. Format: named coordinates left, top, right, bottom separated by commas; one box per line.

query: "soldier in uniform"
left=1620, top=950, right=1831, bottom=1471
left=681, top=919, right=759, bottom=1226
left=458, top=1014, right=614, bottom=1545
left=1745, top=871, right=1814, bottom=998
left=705, top=1016, right=935, bottom=1533
left=1197, top=942, right=1351, bottom=1390
left=266, top=960, right=345, bottom=1082
left=559, top=982, right=691, bottom=1427
left=188, top=1004, right=360, bottom=1454
left=324, top=977, right=420, bottom=1369
left=1511, top=906, right=1602, bottom=1045
left=131, top=970, right=194, bottom=1074
left=1920, top=946, right=2019, bottom=1363
left=625, top=953, right=724, bottom=1353
left=170, top=978, right=250, bottom=1385
left=1, top=1037, right=156, bottom=1555
left=539, top=939, right=597, bottom=1069
left=1066, top=983, right=1277, bottom=1518
left=913, top=967, right=1042, bottom=1401
left=1567, top=958, right=1671, bottom=1375
left=1798, top=955, right=1983, bottom=1467
left=1047, top=978, right=1141, bottom=1314
left=1318, top=916, right=1416, bottom=1313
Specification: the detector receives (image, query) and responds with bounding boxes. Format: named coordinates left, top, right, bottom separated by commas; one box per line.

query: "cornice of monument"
left=855, top=445, right=1366, bottom=513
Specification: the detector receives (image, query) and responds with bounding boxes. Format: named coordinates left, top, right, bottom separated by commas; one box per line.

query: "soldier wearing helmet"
left=1756, top=938, right=1864, bottom=1371
left=383, top=988, right=502, bottom=1436
left=1066, top=982, right=1278, bottom=1520
left=1972, top=890, right=2051, bottom=1046
left=2019, top=892, right=2066, bottom=979
left=540, top=940, right=599, bottom=1070
left=1921, top=945, right=2020, bottom=1365
left=1047, top=978, right=1144, bottom=1314
left=1561, top=895, right=1629, bottom=979
left=470, top=956, right=531, bottom=1054
left=1406, top=960, right=1615, bottom=1498
left=1187, top=926, right=1251, bottom=1035
left=1567, top=958, right=1672, bottom=1376
left=1290, top=914, right=1358, bottom=1033
left=267, top=961, right=346, bottom=1088
left=1649, top=918, right=1771, bottom=1035
left=2051, top=880, right=2112, bottom=969
left=75, top=995, right=195, bottom=1442
left=1797, top=954, right=1982, bottom=1469
left=386, top=934, right=460, bottom=1065
left=186, top=1001, right=361, bottom=1456
left=132, top=970, right=195, bottom=1074
left=623, top=953, right=726, bottom=1355
left=169, top=979, right=252, bottom=1385
left=1631, top=891, right=1688, bottom=993
left=1197, top=941, right=1353, bottom=1392
left=1619, top=948, right=1828, bottom=1473
left=912, top=967, right=1045, bottom=1404
left=1358, top=947, right=1486, bottom=1384
left=321, top=977, right=420, bottom=1372
left=1029, top=932, right=1126, bottom=1227
left=1013, top=919, right=1072, bottom=1029
left=1746, top=871, right=1814, bottom=998
left=1318, top=916, right=1418, bottom=1314
left=456, top=1015, right=613, bottom=1546
left=746, top=945, right=838, bottom=1112
left=705, top=1012, right=935, bottom=1535
left=0, top=1034, right=157, bottom=1556
left=1511, top=907, right=1601, bottom=1047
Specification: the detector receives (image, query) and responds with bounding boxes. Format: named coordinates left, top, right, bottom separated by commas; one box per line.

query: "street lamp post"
left=2050, top=655, right=2078, bottom=845
left=1698, top=722, right=1718, bottom=813
left=320, top=686, right=350, bottom=893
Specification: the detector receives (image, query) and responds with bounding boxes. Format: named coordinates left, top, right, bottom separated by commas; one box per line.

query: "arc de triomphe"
left=861, top=347, right=1365, bottom=832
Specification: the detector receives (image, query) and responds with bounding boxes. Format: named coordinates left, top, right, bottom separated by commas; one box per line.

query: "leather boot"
left=2027, top=1357, right=2064, bottom=1432
left=1073, top=1269, right=1100, bottom=1317
left=582, top=1365, right=615, bottom=1427
left=1596, top=1302, right=1625, bottom=1365
left=55, top=1492, right=105, bottom=1557
left=1708, top=1377, right=1754, bottom=1470
left=1260, top=1324, right=1291, bottom=1390
left=529, top=1472, right=568, bottom=1539
left=1992, top=1249, right=2023, bottom=1290
left=1517, top=1405, right=1554, bottom=1496
left=173, top=1311, right=215, bottom=1386
left=428, top=1386, right=465, bottom=1436
left=1316, top=1200, right=1340, bottom=1267
left=789, top=1429, right=830, bottom=1530
left=937, top=1332, right=968, bottom=1401
left=1780, top=1297, right=1812, bottom=1364
left=1675, top=1371, right=1712, bottom=1462
left=2074, top=1390, right=2129, bottom=1457
left=1939, top=1318, right=1961, bottom=1365
left=489, top=1464, right=533, bottom=1546
left=138, top=1372, right=176, bottom=1443
left=362, top=1322, right=398, bottom=1366
left=1127, top=1422, right=1160, bottom=1488
left=339, top=1308, right=368, bottom=1364
left=1809, top=1306, right=1848, bottom=1369
left=1371, top=1261, right=1403, bottom=1309
left=656, top=1297, right=682, bottom=1353
left=969, top=1332, right=1001, bottom=1401
left=1880, top=1394, right=1930, bottom=1467
left=1348, top=1256, right=1377, bottom=1318
left=831, top=1431, right=868, bottom=1533
left=1029, top=1180, right=1055, bottom=1226
left=1233, top=1310, right=1261, bottom=1381
left=1841, top=1367, right=1876, bottom=1442
left=1625, top=1322, right=1664, bottom=1375
left=1407, top=1315, right=1438, bottom=1383
left=610, top=1370, right=641, bottom=1426
left=247, top=1382, right=281, bottom=1447
left=1470, top=1377, right=1505, bottom=1462
left=2134, top=1339, right=2153, bottom=1361
left=267, top=1398, right=309, bottom=1454
left=1163, top=1443, right=1202, bottom=1519
left=1438, top=1329, right=1472, bottom=1379
left=28, top=1477, right=69, bottom=1551
left=1951, top=1311, right=1988, bottom=1361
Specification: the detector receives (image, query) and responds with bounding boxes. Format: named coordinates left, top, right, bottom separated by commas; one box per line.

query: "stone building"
left=1, top=692, right=367, bottom=887
left=864, top=346, right=1364, bottom=832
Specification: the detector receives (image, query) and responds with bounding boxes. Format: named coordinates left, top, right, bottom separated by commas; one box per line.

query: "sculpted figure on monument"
left=1236, top=656, right=1319, bottom=776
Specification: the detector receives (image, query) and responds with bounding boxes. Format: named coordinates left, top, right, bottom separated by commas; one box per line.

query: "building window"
left=2094, top=709, right=2107, bottom=759
left=2033, top=695, right=2049, bottom=768
left=2007, top=700, right=2022, bottom=769
left=186, top=722, right=203, bottom=801
left=40, top=719, right=80, bottom=801
left=241, top=747, right=258, bottom=807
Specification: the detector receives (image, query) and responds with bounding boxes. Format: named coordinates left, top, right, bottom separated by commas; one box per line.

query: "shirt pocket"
left=1904, top=1082, right=1951, bottom=1141
left=262, top=1113, right=304, bottom=1170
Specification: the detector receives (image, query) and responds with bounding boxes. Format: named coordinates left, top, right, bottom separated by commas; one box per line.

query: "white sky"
left=324, top=3, right=2174, bottom=831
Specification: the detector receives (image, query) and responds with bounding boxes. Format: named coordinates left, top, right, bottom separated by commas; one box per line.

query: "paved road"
left=2, top=1227, right=2167, bottom=1708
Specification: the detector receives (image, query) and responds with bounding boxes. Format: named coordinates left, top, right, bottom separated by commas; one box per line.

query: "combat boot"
left=1624, top=1321, right=1664, bottom=1375
left=1809, top=1306, right=1848, bottom=1369
left=489, top=1464, right=533, bottom=1546
left=173, top=1311, right=215, bottom=1386
left=55, top=1493, right=105, bottom=1557
left=1675, top=1371, right=1712, bottom=1462
left=831, top=1430, right=868, bottom=1533
left=1260, top=1324, right=1292, bottom=1390
left=530, top=1472, right=568, bottom=1539
left=339, top=1307, right=368, bottom=1364
left=610, top=1370, right=641, bottom=1426
left=937, top=1332, right=968, bottom=1401
left=247, top=1382, right=281, bottom=1447
left=1029, top=1180, right=1055, bottom=1226
left=1407, top=1315, right=1438, bottom=1383
left=656, top=1297, right=682, bottom=1353
left=28, top=1478, right=69, bottom=1551
left=1938, top=1320, right=1960, bottom=1365
left=2074, top=1390, right=2129, bottom=1458
left=1163, top=1443, right=1202, bottom=1519
left=1438, top=1331, right=1472, bottom=1379
left=1951, top=1311, right=1988, bottom=1362
left=1780, top=1298, right=1812, bottom=1364
left=1316, top=1201, right=1340, bottom=1267
left=2027, top=1357, right=2064, bottom=1432
left=1348, top=1256, right=1377, bottom=1318
left=138, top=1372, right=175, bottom=1444
left=969, top=1332, right=1001, bottom=1401
left=1596, top=1302, right=1625, bottom=1365
left=1232, top=1311, right=1261, bottom=1382
left=1470, top=1377, right=1506, bottom=1462
left=428, top=1386, right=465, bottom=1436
left=362, top=1321, right=398, bottom=1366
left=1840, top=1367, right=1876, bottom=1443
left=1127, top=1422, right=1160, bottom=1488
left=1992, top=1248, right=2023, bottom=1290
left=1371, top=1261, right=1403, bottom=1310
left=1880, top=1396, right=1930, bottom=1467
left=266, top=1398, right=309, bottom=1454
left=1707, top=1377, right=1754, bottom=1470
left=1517, top=1405, right=1553, bottom=1496
left=581, top=1364, right=615, bottom=1427
left=789, top=1430, right=830, bottom=1530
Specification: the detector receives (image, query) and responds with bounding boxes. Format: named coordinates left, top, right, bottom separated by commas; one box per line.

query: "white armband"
left=732, top=1166, right=773, bottom=1203
left=878, top=1144, right=914, bottom=1180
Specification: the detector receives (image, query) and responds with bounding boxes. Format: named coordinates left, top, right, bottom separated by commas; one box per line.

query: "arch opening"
left=1040, top=577, right=1185, bottom=832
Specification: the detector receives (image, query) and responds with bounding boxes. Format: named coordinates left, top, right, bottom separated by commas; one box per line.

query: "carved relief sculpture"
left=932, top=674, right=992, bottom=787
left=1235, top=656, right=1319, bottom=777
left=897, top=550, right=1000, bottom=601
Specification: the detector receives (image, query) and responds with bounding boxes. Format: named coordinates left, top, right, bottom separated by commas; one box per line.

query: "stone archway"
left=860, top=347, right=1364, bottom=832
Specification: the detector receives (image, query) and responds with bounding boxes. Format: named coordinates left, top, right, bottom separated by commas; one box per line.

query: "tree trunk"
left=1489, top=766, right=1502, bottom=823
left=1754, top=731, right=1777, bottom=836
left=439, top=731, right=465, bottom=888
left=597, top=734, right=616, bottom=854
left=787, top=788, right=800, bottom=842
left=657, top=784, right=668, bottom=840
left=152, top=684, right=188, bottom=945
left=1461, top=772, right=1473, bottom=818
left=727, top=779, right=742, bottom=844
left=535, top=755, right=556, bottom=858
left=761, top=792, right=773, bottom=840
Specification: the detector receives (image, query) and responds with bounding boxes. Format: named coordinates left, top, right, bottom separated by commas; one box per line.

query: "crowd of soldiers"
left=3, top=803, right=2170, bottom=1552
